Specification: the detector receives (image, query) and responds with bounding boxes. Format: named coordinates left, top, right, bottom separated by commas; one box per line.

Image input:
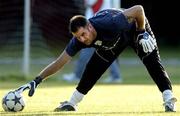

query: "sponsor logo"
left=94, top=40, right=102, bottom=46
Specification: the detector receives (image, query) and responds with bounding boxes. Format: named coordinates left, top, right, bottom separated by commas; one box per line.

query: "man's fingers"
left=139, top=38, right=157, bottom=53
left=28, top=81, right=36, bottom=97
left=144, top=43, right=149, bottom=53
left=28, top=89, right=35, bottom=97
left=147, top=41, right=154, bottom=52
left=15, top=84, right=30, bottom=94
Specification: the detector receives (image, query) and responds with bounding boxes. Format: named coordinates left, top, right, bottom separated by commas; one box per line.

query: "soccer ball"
left=2, top=91, right=25, bottom=112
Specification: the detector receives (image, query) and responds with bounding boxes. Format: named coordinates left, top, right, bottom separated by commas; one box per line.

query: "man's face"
left=72, top=23, right=97, bottom=45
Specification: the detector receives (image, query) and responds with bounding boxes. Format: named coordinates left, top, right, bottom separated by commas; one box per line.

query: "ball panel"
left=6, top=92, right=15, bottom=100
left=2, top=103, right=8, bottom=111
left=19, top=97, right=25, bottom=106
left=6, top=101, right=15, bottom=109
left=14, top=103, right=24, bottom=111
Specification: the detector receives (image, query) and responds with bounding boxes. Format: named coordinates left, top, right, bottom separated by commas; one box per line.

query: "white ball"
left=2, top=91, right=25, bottom=112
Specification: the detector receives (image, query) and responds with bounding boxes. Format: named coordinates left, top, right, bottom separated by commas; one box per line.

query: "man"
left=62, top=0, right=122, bottom=83
left=16, top=5, right=177, bottom=112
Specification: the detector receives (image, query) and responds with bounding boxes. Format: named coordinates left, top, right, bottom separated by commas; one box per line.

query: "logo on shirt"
left=94, top=40, right=102, bottom=46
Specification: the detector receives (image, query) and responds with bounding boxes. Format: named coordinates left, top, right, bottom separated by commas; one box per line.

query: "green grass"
left=0, top=82, right=180, bottom=116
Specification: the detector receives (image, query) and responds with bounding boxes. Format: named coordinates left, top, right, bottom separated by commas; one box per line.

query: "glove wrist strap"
left=34, top=76, right=43, bottom=86
left=137, top=29, right=145, bottom=34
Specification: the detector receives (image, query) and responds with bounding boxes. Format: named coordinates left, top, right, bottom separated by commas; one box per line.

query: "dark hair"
left=69, top=15, right=88, bottom=33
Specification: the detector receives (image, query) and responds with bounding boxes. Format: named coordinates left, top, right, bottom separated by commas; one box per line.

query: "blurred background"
left=0, top=0, right=179, bottom=84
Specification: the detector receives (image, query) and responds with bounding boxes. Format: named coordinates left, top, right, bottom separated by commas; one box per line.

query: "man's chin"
left=85, top=42, right=91, bottom=45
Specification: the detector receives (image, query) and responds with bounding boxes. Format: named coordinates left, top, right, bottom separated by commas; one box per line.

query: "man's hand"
left=15, top=81, right=37, bottom=97
left=137, top=31, right=156, bottom=53
left=15, top=76, right=42, bottom=97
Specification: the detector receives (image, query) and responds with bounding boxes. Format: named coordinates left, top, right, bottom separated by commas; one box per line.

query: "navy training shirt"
left=65, top=9, right=131, bottom=57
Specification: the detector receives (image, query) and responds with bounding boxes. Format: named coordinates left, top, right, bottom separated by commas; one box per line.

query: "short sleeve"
left=112, top=12, right=130, bottom=31
left=89, top=9, right=130, bottom=32
left=65, top=37, right=86, bottom=56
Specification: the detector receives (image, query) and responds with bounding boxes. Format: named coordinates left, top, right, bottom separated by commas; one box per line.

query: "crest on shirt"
left=94, top=40, right=102, bottom=46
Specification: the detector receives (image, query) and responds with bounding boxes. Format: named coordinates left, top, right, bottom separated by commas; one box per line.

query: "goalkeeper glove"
left=15, top=76, right=42, bottom=97
left=137, top=31, right=157, bottom=53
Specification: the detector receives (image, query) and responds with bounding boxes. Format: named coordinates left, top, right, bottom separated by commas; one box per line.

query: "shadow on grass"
left=0, top=111, right=178, bottom=116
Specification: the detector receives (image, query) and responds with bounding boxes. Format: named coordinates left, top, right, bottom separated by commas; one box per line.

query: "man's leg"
left=136, top=48, right=177, bottom=112
left=77, top=50, right=117, bottom=94
left=132, top=18, right=177, bottom=112
left=54, top=49, right=118, bottom=111
left=139, top=50, right=172, bottom=92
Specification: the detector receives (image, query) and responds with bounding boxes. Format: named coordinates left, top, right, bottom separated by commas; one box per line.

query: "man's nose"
left=80, top=37, right=86, bottom=42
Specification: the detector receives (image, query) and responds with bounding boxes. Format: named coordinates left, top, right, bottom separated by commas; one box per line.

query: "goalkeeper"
left=16, top=5, right=177, bottom=112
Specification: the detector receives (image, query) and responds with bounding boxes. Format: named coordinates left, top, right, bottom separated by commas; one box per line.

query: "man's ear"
left=87, top=23, right=93, bottom=30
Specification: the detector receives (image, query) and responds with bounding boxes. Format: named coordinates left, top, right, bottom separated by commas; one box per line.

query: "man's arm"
left=15, top=50, right=72, bottom=96
left=38, top=50, right=72, bottom=80
left=123, top=5, right=156, bottom=54
left=122, top=5, right=145, bottom=31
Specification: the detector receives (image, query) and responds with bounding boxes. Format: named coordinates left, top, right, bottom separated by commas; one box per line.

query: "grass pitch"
left=0, top=82, right=180, bottom=116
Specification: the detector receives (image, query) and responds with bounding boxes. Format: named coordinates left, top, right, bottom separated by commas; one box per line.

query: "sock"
left=162, top=89, right=173, bottom=102
left=69, top=89, right=84, bottom=106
